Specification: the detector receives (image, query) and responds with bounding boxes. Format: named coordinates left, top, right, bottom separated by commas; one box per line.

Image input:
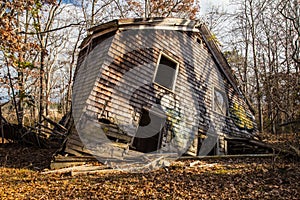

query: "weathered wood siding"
left=72, top=26, right=256, bottom=156
left=69, top=35, right=114, bottom=155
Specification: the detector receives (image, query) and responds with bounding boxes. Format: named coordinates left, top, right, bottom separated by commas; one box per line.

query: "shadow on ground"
left=0, top=143, right=57, bottom=170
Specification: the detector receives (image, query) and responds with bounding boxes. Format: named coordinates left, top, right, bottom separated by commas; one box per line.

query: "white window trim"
left=212, top=87, right=228, bottom=116
left=152, top=52, right=179, bottom=92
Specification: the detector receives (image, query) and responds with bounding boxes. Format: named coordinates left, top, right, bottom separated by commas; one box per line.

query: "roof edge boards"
left=89, top=18, right=200, bottom=33
left=118, top=25, right=199, bottom=32
left=80, top=27, right=118, bottom=49
left=81, top=18, right=202, bottom=49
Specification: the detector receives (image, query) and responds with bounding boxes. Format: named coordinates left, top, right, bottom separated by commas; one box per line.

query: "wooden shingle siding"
left=114, top=29, right=212, bottom=154
left=72, top=36, right=114, bottom=126
left=69, top=18, right=256, bottom=157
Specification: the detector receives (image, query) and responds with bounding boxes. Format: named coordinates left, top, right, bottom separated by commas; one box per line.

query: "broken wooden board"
left=50, top=154, right=98, bottom=169
left=43, top=164, right=108, bottom=175
left=179, top=154, right=276, bottom=160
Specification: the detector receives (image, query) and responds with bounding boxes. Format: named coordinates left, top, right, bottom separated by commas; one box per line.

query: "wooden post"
left=145, top=0, right=149, bottom=18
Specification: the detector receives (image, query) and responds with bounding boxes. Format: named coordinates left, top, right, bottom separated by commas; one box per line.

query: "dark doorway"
left=197, top=132, right=218, bottom=156
left=132, top=108, right=166, bottom=153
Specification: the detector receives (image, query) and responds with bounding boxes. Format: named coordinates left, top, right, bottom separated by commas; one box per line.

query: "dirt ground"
left=0, top=143, right=299, bottom=199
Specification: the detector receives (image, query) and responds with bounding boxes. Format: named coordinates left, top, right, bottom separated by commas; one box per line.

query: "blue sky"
left=62, top=0, right=81, bottom=6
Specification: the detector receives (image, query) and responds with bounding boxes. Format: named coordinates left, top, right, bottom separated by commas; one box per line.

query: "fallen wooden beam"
left=42, top=164, right=93, bottom=174
left=37, top=123, right=66, bottom=136
left=50, top=161, right=88, bottom=170
left=189, top=161, right=218, bottom=167
left=178, top=154, right=276, bottom=160
left=42, top=164, right=108, bottom=174
left=71, top=168, right=121, bottom=176
left=54, top=155, right=97, bottom=162
left=42, top=115, right=67, bottom=132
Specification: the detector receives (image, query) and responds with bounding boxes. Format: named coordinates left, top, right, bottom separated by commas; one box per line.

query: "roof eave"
left=89, top=17, right=199, bottom=33
left=80, top=18, right=201, bottom=49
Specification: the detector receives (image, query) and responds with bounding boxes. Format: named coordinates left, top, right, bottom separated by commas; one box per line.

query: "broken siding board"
left=64, top=146, right=91, bottom=157
left=68, top=138, right=86, bottom=148
left=103, top=130, right=132, bottom=142
left=68, top=133, right=84, bottom=144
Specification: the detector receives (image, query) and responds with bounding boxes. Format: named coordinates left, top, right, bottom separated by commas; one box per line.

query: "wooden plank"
left=71, top=168, right=122, bottom=176
left=64, top=147, right=86, bottom=157
left=50, top=161, right=87, bottom=170
left=65, top=145, right=91, bottom=156
left=42, top=115, right=67, bottom=132
left=67, top=138, right=85, bottom=147
left=44, top=164, right=94, bottom=174
left=178, top=154, right=276, bottom=160
left=54, top=154, right=97, bottom=161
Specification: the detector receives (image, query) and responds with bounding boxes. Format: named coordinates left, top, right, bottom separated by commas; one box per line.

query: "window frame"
left=212, top=87, right=228, bottom=116
left=153, top=52, right=179, bottom=92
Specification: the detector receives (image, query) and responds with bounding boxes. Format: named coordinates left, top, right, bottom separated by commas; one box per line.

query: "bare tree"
left=226, top=0, right=299, bottom=134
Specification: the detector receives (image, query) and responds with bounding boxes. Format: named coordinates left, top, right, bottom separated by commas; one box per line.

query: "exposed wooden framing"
left=36, top=123, right=65, bottom=136
left=42, top=115, right=67, bottom=132
left=80, top=27, right=118, bottom=49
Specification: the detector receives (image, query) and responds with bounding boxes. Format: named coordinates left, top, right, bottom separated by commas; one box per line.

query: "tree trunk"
left=249, top=0, right=263, bottom=132
left=39, top=50, right=45, bottom=134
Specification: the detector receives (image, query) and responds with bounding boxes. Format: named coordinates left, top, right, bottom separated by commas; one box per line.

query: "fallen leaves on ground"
left=0, top=144, right=299, bottom=199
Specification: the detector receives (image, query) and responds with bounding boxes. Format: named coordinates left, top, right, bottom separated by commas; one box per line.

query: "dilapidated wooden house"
left=64, top=18, right=257, bottom=162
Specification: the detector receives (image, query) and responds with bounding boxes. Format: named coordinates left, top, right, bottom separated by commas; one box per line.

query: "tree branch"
left=18, top=21, right=86, bottom=35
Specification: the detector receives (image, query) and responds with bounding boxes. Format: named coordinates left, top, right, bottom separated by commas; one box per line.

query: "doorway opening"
left=131, top=108, right=166, bottom=153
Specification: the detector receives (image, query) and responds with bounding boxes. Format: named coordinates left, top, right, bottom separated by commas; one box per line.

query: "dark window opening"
left=154, top=54, right=178, bottom=90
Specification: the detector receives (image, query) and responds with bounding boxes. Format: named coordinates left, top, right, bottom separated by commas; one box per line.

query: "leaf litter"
left=0, top=144, right=299, bottom=199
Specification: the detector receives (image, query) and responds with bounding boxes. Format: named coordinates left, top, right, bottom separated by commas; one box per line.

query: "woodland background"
left=0, top=2, right=299, bottom=199
left=0, top=0, right=299, bottom=139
